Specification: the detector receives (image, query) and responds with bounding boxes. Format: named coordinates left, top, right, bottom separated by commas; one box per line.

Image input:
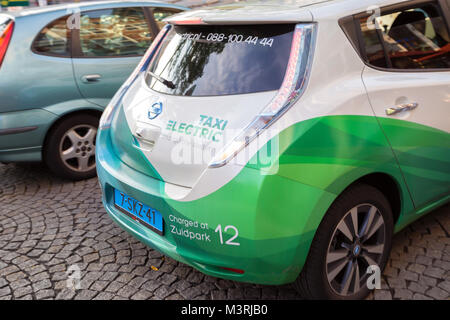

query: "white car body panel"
left=119, top=0, right=450, bottom=201
left=362, top=68, right=450, bottom=208
left=362, top=68, right=450, bottom=133
left=123, top=77, right=277, bottom=188
left=173, top=15, right=377, bottom=201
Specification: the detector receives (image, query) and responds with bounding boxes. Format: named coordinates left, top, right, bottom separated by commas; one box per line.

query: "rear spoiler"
left=165, top=8, right=313, bottom=25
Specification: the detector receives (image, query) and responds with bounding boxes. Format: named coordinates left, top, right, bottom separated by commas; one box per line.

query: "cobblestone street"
left=0, top=162, right=449, bottom=300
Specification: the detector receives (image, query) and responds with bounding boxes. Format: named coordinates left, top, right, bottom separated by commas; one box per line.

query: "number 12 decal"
left=215, top=224, right=240, bottom=246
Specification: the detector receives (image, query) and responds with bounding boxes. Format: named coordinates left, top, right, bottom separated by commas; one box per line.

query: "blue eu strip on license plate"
left=114, top=189, right=164, bottom=235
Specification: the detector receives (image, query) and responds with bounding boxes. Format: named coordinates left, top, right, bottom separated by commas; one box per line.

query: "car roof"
left=165, top=0, right=407, bottom=24
left=4, top=0, right=188, bottom=19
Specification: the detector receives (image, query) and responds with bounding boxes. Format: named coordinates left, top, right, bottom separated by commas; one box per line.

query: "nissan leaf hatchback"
left=96, top=0, right=450, bottom=299
left=0, top=1, right=186, bottom=180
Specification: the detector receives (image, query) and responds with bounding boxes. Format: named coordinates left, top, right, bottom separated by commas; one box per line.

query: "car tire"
left=44, top=114, right=99, bottom=180
left=293, top=183, right=394, bottom=300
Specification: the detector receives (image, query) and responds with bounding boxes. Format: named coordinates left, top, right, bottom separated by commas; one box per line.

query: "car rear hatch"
left=111, top=4, right=316, bottom=188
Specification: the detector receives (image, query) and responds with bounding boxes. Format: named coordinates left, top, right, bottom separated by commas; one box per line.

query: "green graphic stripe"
left=102, top=114, right=449, bottom=284
left=166, top=115, right=448, bottom=275
left=378, top=117, right=450, bottom=207
left=110, top=105, right=163, bottom=182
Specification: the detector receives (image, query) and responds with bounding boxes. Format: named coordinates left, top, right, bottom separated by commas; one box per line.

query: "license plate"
left=113, top=189, right=164, bottom=235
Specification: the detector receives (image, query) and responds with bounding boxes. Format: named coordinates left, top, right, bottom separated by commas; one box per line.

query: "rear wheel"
left=44, top=114, right=98, bottom=180
left=294, top=184, right=394, bottom=300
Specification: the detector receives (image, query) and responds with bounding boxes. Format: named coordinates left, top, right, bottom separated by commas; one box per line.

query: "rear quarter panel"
left=0, top=11, right=81, bottom=114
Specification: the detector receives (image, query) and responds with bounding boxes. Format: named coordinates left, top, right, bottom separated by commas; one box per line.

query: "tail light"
left=209, top=23, right=317, bottom=168
left=0, top=20, right=14, bottom=69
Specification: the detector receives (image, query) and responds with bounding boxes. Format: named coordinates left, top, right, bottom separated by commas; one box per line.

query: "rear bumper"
left=96, top=127, right=336, bottom=285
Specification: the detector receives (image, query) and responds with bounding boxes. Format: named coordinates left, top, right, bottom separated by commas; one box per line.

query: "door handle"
left=385, top=102, right=418, bottom=116
left=81, top=74, right=101, bottom=83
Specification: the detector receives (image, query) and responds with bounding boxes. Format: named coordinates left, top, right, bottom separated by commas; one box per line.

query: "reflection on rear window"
left=146, top=24, right=295, bottom=96
left=79, top=7, right=152, bottom=57
left=33, top=16, right=69, bottom=56
left=359, top=4, right=450, bottom=69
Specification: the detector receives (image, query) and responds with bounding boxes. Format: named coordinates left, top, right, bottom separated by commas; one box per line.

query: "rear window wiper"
left=147, top=71, right=176, bottom=90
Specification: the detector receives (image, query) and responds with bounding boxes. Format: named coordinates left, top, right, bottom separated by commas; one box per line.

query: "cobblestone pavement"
left=0, top=162, right=449, bottom=300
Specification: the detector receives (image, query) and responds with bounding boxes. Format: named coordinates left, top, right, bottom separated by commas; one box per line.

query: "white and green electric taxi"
left=96, top=0, right=450, bottom=299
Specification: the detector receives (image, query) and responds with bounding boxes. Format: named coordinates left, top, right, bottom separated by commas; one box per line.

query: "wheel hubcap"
left=352, top=244, right=361, bottom=257
left=326, top=204, right=386, bottom=296
left=59, top=124, right=97, bottom=173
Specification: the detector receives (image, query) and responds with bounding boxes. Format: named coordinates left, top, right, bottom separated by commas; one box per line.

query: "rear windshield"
left=145, top=24, right=295, bottom=96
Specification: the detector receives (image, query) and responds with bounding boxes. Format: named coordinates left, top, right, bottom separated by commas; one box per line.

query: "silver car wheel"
left=59, top=124, right=97, bottom=173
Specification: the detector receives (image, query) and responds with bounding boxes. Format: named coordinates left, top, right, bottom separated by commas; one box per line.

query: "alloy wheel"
left=59, top=124, right=97, bottom=173
left=326, top=203, right=386, bottom=296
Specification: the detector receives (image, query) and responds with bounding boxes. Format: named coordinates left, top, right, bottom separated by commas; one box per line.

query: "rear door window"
left=77, top=7, right=153, bottom=57
left=358, top=2, right=450, bottom=69
left=33, top=15, right=70, bottom=57
left=146, top=24, right=295, bottom=96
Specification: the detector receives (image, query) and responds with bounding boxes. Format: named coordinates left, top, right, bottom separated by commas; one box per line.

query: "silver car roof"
left=4, top=0, right=187, bottom=18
